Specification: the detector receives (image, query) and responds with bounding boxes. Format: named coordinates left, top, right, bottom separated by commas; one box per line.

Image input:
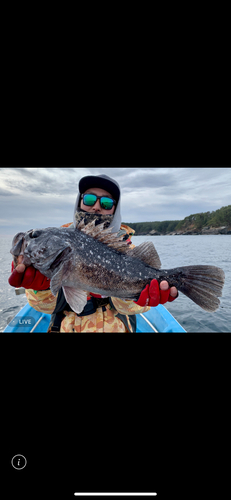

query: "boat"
left=136, top=305, right=186, bottom=333
left=3, top=289, right=186, bottom=333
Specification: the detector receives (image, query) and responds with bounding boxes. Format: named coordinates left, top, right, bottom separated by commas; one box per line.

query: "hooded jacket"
left=73, top=174, right=123, bottom=234
left=24, top=175, right=150, bottom=332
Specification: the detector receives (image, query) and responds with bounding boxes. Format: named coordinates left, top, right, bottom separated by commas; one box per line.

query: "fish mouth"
left=50, top=247, right=72, bottom=271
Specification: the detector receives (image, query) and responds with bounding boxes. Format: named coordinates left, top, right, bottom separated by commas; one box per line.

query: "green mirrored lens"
left=83, top=194, right=97, bottom=206
left=83, top=194, right=114, bottom=209
left=100, top=197, right=113, bottom=209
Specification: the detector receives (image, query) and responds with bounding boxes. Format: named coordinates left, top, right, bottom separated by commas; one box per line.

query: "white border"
left=74, top=494, right=157, bottom=497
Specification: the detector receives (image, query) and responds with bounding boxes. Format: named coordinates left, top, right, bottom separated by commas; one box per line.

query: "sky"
left=0, top=166, right=230, bottom=235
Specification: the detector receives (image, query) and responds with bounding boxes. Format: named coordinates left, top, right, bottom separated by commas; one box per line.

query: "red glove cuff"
left=9, top=262, right=50, bottom=291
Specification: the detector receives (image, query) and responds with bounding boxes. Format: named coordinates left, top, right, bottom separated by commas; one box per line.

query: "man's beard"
left=74, top=208, right=114, bottom=229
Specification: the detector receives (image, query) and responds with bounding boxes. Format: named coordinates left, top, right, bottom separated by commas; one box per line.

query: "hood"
left=73, top=174, right=122, bottom=233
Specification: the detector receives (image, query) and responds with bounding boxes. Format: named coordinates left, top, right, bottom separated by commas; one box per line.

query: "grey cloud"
left=0, top=187, right=15, bottom=196
left=3, top=169, right=79, bottom=196
left=0, top=167, right=231, bottom=235
left=0, top=167, right=183, bottom=196
left=119, top=172, right=176, bottom=190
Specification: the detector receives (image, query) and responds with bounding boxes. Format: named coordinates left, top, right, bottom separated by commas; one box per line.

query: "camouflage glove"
left=8, top=261, right=50, bottom=291
left=134, top=279, right=178, bottom=307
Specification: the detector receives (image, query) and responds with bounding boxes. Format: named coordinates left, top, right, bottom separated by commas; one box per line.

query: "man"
left=9, top=174, right=178, bottom=332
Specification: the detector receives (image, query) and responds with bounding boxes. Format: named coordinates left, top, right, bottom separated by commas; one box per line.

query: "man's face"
left=80, top=187, right=116, bottom=215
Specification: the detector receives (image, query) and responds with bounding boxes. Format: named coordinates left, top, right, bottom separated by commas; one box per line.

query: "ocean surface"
left=0, top=234, right=230, bottom=333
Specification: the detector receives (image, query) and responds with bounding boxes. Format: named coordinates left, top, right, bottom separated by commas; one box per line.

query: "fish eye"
left=30, top=230, right=42, bottom=238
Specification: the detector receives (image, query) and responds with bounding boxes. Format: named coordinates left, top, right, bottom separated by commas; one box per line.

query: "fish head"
left=11, top=228, right=72, bottom=273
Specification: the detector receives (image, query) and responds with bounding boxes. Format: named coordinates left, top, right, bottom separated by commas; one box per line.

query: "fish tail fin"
left=173, top=265, right=225, bottom=312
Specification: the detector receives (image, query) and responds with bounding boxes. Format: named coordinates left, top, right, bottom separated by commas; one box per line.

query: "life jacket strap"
left=48, top=289, right=136, bottom=333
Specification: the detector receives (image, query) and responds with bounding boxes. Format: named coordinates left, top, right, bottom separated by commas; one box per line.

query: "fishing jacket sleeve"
left=25, top=288, right=58, bottom=315
left=109, top=297, right=150, bottom=316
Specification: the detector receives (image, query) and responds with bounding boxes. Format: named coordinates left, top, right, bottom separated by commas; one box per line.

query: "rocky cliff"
left=157, top=225, right=231, bottom=236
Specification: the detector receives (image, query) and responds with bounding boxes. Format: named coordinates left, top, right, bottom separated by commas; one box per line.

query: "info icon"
left=11, top=454, right=27, bottom=470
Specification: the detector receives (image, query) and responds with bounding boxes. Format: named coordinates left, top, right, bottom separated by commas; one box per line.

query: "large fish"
left=10, top=219, right=225, bottom=314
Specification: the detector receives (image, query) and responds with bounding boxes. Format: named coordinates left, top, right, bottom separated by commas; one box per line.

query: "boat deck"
left=3, top=302, right=186, bottom=333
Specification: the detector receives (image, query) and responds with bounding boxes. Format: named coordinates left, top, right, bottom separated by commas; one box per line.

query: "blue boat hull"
left=136, top=304, right=186, bottom=332
left=3, top=302, right=186, bottom=333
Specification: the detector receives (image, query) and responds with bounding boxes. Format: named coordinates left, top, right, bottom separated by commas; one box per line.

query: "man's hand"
left=134, top=279, right=178, bottom=307
left=8, top=256, right=50, bottom=290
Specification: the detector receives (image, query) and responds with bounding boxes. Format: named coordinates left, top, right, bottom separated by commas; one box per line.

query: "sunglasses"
left=81, top=193, right=116, bottom=210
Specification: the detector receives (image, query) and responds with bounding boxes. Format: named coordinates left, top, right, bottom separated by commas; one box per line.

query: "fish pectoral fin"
left=62, top=287, right=88, bottom=314
left=50, top=265, right=65, bottom=296
left=129, top=242, right=161, bottom=269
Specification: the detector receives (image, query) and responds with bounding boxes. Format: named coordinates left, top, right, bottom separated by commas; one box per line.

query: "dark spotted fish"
left=10, top=219, right=225, bottom=314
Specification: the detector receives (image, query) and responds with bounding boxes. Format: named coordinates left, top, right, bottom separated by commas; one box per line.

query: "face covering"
left=74, top=208, right=114, bottom=229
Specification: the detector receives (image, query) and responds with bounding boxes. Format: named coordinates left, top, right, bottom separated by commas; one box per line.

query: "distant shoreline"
left=133, top=232, right=231, bottom=236
left=124, top=205, right=231, bottom=237
left=132, top=226, right=231, bottom=236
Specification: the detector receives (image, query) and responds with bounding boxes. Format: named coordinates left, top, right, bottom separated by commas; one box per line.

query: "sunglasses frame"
left=81, top=193, right=116, bottom=210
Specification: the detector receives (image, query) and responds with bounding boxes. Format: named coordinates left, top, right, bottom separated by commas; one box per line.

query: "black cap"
left=79, top=175, right=120, bottom=202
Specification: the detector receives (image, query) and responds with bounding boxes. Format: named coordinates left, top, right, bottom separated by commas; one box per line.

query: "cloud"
left=0, top=166, right=230, bottom=234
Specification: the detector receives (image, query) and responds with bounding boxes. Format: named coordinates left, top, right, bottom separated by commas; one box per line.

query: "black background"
left=1, top=332, right=230, bottom=499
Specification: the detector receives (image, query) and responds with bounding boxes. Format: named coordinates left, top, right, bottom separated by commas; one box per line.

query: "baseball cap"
left=79, top=174, right=120, bottom=202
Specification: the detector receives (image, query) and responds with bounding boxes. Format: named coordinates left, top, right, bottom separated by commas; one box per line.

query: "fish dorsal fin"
left=76, top=219, right=130, bottom=253
left=128, top=242, right=161, bottom=269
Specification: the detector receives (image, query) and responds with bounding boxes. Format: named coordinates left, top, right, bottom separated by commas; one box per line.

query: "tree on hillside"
left=122, top=205, right=231, bottom=234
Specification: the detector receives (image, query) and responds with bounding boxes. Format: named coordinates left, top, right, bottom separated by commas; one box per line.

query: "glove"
left=134, top=279, right=178, bottom=307
left=8, top=261, right=50, bottom=291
